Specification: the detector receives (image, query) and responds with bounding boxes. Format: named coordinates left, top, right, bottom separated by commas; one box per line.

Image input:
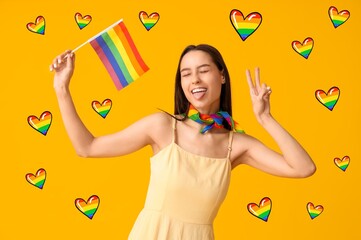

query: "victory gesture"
left=246, top=67, right=272, bottom=123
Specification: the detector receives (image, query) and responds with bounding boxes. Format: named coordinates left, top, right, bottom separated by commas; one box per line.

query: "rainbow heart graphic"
left=334, top=156, right=350, bottom=171
left=25, top=168, right=46, bottom=189
left=230, top=9, right=262, bottom=41
left=292, top=37, right=314, bottom=59
left=247, top=197, right=272, bottom=222
left=75, top=195, right=100, bottom=219
left=92, top=99, right=112, bottom=118
left=26, top=16, right=45, bottom=35
left=329, top=6, right=350, bottom=28
left=139, top=11, right=160, bottom=31
left=27, top=111, right=52, bottom=136
left=315, top=86, right=340, bottom=111
left=75, top=12, right=92, bottom=30
left=307, top=202, right=323, bottom=220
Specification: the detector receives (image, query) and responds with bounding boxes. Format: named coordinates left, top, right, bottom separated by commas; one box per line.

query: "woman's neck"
left=191, top=102, right=220, bottom=115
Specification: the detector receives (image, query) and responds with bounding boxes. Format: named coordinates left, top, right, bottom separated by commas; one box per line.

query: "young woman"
left=50, top=44, right=316, bottom=239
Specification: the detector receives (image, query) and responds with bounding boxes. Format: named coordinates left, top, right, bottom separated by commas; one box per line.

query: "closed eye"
left=198, top=66, right=210, bottom=73
left=182, top=73, right=191, bottom=77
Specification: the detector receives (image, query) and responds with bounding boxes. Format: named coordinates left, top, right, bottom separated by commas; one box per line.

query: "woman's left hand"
left=245, top=67, right=272, bottom=123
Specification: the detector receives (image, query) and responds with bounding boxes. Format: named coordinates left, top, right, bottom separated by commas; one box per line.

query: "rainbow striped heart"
left=27, top=111, right=52, bottom=136
left=292, top=37, right=314, bottom=59
left=139, top=11, right=160, bottom=31
left=230, top=9, right=262, bottom=41
left=92, top=99, right=112, bottom=118
left=75, top=12, right=92, bottom=30
left=247, top=197, right=272, bottom=222
left=315, top=86, right=340, bottom=111
left=334, top=156, right=350, bottom=172
left=307, top=202, right=323, bottom=220
left=26, top=16, right=45, bottom=35
left=75, top=195, right=100, bottom=220
left=329, top=6, right=350, bottom=28
left=25, top=168, right=46, bottom=189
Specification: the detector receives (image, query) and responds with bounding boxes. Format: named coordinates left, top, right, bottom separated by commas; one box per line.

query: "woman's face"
left=179, top=50, right=224, bottom=114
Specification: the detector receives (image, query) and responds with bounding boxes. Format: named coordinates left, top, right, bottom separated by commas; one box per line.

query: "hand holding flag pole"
left=51, top=19, right=149, bottom=90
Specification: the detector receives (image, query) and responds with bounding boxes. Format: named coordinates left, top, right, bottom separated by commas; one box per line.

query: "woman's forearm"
left=258, top=114, right=316, bottom=176
left=55, top=85, right=94, bottom=157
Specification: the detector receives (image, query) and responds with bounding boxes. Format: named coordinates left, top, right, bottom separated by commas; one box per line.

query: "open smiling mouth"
left=191, top=88, right=207, bottom=99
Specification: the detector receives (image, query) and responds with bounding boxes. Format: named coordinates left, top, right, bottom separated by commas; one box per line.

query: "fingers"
left=246, top=69, right=257, bottom=95
left=260, top=83, right=272, bottom=99
left=265, top=86, right=272, bottom=100
left=246, top=67, right=261, bottom=95
left=247, top=67, right=272, bottom=96
left=255, top=67, right=261, bottom=89
left=49, top=50, right=74, bottom=72
left=245, top=69, right=253, bottom=87
left=65, top=51, right=75, bottom=67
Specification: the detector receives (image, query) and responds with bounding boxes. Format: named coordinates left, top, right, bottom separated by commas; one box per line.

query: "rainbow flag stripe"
left=90, top=20, right=149, bottom=90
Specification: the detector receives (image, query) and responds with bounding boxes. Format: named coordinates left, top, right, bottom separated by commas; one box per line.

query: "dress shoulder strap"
left=172, top=116, right=177, bottom=143
left=226, top=131, right=234, bottom=159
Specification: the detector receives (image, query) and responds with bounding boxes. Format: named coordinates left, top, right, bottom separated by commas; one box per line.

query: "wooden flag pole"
left=72, top=18, right=123, bottom=53
left=50, top=18, right=124, bottom=71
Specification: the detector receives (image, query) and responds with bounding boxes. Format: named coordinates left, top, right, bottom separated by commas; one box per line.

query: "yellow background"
left=1, top=0, right=360, bottom=239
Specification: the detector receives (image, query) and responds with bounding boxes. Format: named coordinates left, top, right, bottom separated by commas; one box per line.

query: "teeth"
left=192, top=88, right=207, bottom=94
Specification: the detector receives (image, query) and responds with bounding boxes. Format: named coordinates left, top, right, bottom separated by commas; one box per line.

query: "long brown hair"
left=174, top=44, right=233, bottom=117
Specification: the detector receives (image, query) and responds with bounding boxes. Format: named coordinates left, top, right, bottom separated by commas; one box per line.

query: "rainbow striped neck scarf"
left=187, top=104, right=245, bottom=134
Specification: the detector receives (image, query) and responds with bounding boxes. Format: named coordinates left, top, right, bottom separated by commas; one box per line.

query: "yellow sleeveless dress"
left=129, top=118, right=233, bottom=240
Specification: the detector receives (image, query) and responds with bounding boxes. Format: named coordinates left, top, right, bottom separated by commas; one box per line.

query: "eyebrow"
left=180, top=64, right=211, bottom=73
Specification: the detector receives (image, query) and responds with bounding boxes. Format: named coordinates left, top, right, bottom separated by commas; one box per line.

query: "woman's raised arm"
left=232, top=68, right=316, bottom=178
left=50, top=50, right=158, bottom=158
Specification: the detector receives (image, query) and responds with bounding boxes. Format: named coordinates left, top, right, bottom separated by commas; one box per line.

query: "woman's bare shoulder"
left=142, top=111, right=176, bottom=150
left=232, top=132, right=260, bottom=150
left=142, top=111, right=174, bottom=135
left=145, top=111, right=174, bottom=125
left=230, top=132, right=257, bottom=163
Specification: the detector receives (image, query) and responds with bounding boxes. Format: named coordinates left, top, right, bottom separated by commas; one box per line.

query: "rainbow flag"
left=87, top=19, right=149, bottom=90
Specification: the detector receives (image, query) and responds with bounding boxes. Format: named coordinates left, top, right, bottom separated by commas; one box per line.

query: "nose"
left=192, top=73, right=200, bottom=84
